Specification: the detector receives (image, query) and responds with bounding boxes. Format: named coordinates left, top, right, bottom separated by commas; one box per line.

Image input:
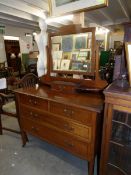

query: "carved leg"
left=17, top=118, right=28, bottom=146
left=0, top=114, right=2, bottom=135
left=21, top=131, right=28, bottom=147
left=88, top=159, right=95, bottom=175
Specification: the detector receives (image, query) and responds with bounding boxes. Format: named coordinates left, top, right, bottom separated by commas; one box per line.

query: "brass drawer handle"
left=30, top=112, right=33, bottom=116
left=29, top=99, right=32, bottom=103
left=34, top=114, right=38, bottom=117
left=30, top=112, right=38, bottom=118
left=64, top=109, right=74, bottom=117
left=29, top=99, right=37, bottom=105
left=31, top=126, right=39, bottom=132
left=64, top=109, right=67, bottom=113
left=34, top=101, right=37, bottom=105
left=71, top=111, right=74, bottom=114
left=31, top=126, right=36, bottom=131
left=64, top=124, right=74, bottom=131
left=64, top=140, right=74, bottom=147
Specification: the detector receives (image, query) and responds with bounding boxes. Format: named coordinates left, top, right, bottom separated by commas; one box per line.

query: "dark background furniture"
left=4, top=40, right=21, bottom=77
left=0, top=73, right=38, bottom=145
left=100, top=82, right=131, bottom=175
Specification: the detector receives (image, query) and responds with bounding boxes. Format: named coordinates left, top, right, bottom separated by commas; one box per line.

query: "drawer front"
left=19, top=94, right=48, bottom=110
left=21, top=118, right=91, bottom=159
left=50, top=101, right=94, bottom=125
left=20, top=106, right=91, bottom=141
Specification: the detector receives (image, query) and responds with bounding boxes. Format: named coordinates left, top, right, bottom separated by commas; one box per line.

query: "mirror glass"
left=51, top=32, right=93, bottom=76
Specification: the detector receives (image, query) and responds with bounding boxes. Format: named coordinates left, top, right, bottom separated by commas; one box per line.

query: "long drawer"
left=20, top=105, right=92, bottom=141
left=19, top=94, right=48, bottom=110
left=50, top=101, right=94, bottom=125
left=21, top=118, right=91, bottom=160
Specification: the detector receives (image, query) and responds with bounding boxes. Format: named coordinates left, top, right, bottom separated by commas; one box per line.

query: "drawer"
left=50, top=101, right=94, bottom=125
left=19, top=94, right=48, bottom=110
left=21, top=118, right=91, bottom=160
left=20, top=106, right=91, bottom=141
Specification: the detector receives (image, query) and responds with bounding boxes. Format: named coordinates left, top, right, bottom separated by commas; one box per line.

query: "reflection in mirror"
left=51, top=32, right=92, bottom=75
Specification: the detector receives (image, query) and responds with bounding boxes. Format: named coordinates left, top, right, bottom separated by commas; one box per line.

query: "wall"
left=0, top=25, right=39, bottom=64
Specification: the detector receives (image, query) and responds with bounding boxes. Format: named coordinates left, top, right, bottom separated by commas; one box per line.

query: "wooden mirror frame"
left=41, top=24, right=107, bottom=90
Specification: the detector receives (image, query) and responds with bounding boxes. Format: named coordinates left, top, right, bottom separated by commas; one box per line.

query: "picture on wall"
left=114, top=41, right=123, bottom=49
left=96, top=40, right=105, bottom=51
left=75, top=36, right=87, bottom=50
left=49, top=0, right=108, bottom=16
left=62, top=35, right=73, bottom=52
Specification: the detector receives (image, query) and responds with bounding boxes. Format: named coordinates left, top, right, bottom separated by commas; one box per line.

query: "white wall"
left=5, top=25, right=34, bottom=37
left=0, top=25, right=39, bottom=63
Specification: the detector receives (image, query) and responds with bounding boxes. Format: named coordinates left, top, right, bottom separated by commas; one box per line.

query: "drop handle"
left=64, top=109, right=67, bottom=113
left=64, top=140, right=74, bottom=147
left=34, top=114, right=38, bottom=117
left=64, top=109, right=74, bottom=116
left=34, top=101, right=37, bottom=105
left=30, top=112, right=33, bottom=116
left=63, top=124, right=74, bottom=131
left=31, top=126, right=39, bottom=131
left=29, top=99, right=32, bottom=103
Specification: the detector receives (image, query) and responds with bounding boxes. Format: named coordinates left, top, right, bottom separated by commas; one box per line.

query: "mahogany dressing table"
left=14, top=25, right=107, bottom=175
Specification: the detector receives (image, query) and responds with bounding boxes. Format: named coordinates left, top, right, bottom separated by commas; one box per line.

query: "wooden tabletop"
left=14, top=84, right=104, bottom=113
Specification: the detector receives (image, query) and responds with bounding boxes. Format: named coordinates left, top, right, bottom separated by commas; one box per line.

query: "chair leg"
left=0, top=114, right=3, bottom=135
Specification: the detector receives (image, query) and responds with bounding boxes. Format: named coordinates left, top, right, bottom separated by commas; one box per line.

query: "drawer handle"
left=64, top=124, right=74, bottom=131
left=29, top=99, right=32, bottom=103
left=34, top=101, right=37, bottom=105
left=64, top=140, right=74, bottom=147
left=71, top=111, right=74, bottom=114
left=30, top=112, right=38, bottom=118
left=31, top=126, right=39, bottom=132
left=64, top=109, right=67, bottom=113
left=64, top=109, right=74, bottom=116
left=30, top=112, right=33, bottom=116
left=34, top=114, right=38, bottom=117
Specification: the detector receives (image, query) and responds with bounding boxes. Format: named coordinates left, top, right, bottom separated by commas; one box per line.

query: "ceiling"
left=0, top=0, right=131, bottom=32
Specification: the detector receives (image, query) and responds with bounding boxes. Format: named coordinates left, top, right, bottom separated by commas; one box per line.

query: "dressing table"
left=14, top=25, right=107, bottom=175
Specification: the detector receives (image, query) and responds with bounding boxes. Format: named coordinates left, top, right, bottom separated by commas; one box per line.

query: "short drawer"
left=19, top=94, right=48, bottom=110
left=20, top=106, right=91, bottom=141
left=50, top=101, right=94, bottom=125
left=21, top=118, right=91, bottom=160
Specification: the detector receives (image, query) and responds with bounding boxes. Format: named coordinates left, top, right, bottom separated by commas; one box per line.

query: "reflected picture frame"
left=48, top=0, right=108, bottom=17
left=61, top=59, right=70, bottom=70
left=52, top=43, right=61, bottom=51
left=125, top=42, right=131, bottom=86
